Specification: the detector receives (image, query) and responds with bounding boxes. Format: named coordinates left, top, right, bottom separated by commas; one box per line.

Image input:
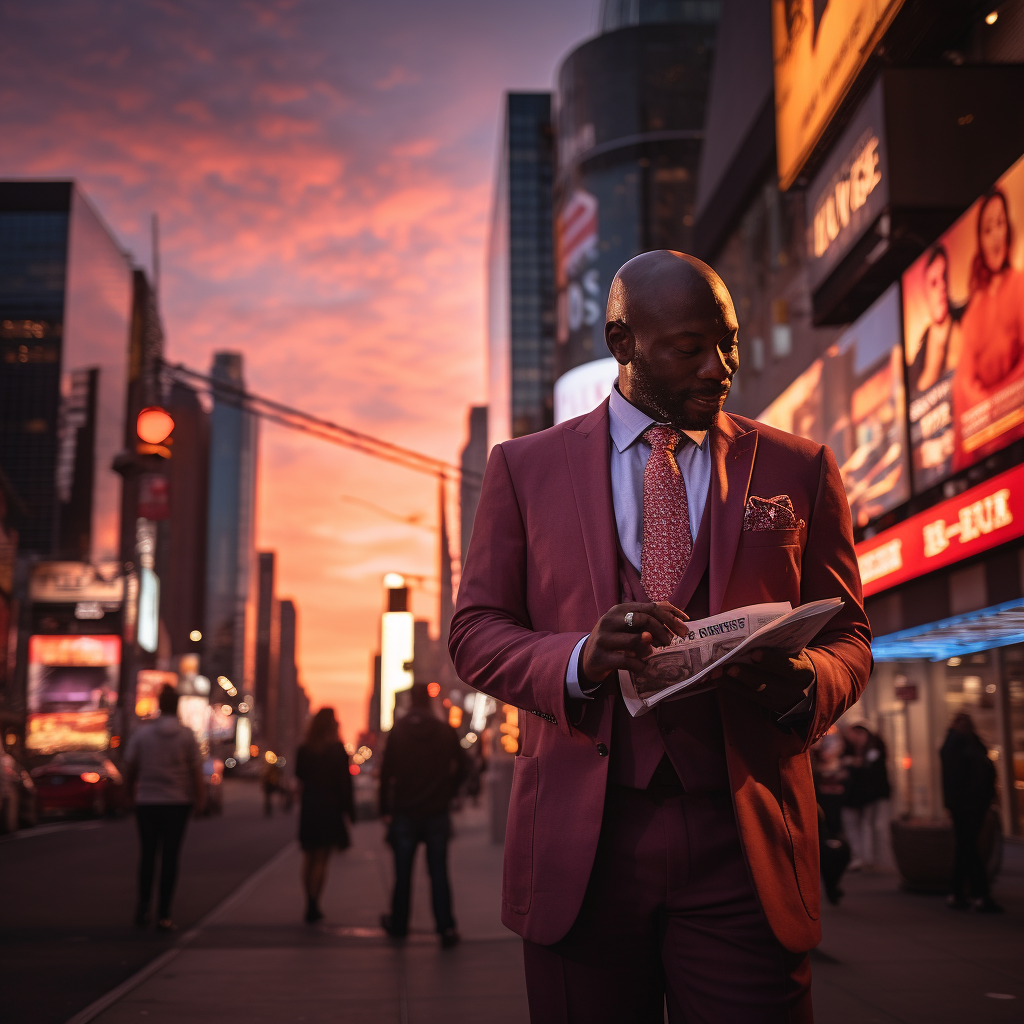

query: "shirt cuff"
left=777, top=680, right=817, bottom=728
left=565, top=634, right=601, bottom=700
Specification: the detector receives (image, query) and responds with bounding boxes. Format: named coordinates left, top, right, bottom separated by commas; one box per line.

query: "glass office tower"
left=553, top=2, right=719, bottom=394
left=0, top=181, right=133, bottom=563
left=205, top=351, right=259, bottom=694
left=487, top=93, right=556, bottom=445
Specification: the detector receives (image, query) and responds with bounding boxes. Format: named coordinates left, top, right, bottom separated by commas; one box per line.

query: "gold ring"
left=756, top=683, right=767, bottom=692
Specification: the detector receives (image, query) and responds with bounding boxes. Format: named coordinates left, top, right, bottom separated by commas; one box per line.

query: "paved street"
left=5, top=784, right=1024, bottom=1024
left=0, top=779, right=295, bottom=1024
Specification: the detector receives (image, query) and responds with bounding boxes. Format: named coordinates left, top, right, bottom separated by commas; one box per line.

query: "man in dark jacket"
left=941, top=713, right=1001, bottom=912
left=379, top=682, right=469, bottom=946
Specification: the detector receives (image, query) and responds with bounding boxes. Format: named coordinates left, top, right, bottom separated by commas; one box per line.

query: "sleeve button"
left=596, top=742, right=609, bottom=757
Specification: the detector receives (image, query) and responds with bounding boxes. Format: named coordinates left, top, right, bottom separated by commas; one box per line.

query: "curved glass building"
left=553, top=1, right=720, bottom=408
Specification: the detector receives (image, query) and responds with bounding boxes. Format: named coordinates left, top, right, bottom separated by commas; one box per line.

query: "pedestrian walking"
left=379, top=681, right=468, bottom=948
left=261, top=756, right=284, bottom=816
left=449, top=250, right=872, bottom=1023
left=124, top=684, right=205, bottom=932
left=941, top=712, right=1002, bottom=912
left=295, top=707, right=353, bottom=923
left=840, top=721, right=890, bottom=871
left=812, top=727, right=850, bottom=905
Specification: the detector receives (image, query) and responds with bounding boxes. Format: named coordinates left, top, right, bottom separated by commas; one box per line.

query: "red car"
left=31, top=752, right=126, bottom=818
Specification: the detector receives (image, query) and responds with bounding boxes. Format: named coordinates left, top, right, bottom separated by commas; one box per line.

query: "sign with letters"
left=806, top=79, right=888, bottom=293
left=855, top=462, right=1024, bottom=597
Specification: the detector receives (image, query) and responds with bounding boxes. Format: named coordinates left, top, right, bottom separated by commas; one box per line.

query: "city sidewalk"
left=82, top=802, right=527, bottom=1024
left=75, top=805, right=1024, bottom=1024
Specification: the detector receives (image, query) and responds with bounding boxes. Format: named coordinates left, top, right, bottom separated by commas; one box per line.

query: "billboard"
left=26, top=635, right=120, bottom=754
left=759, top=283, right=909, bottom=528
left=553, top=357, right=618, bottom=424
left=902, top=152, right=1024, bottom=490
left=856, top=461, right=1024, bottom=597
left=772, top=0, right=905, bottom=190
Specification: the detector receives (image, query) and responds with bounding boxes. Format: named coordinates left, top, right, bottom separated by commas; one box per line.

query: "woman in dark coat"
left=295, top=707, right=353, bottom=922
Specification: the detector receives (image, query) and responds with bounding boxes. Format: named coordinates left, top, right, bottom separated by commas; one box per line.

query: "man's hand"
left=711, top=648, right=815, bottom=714
left=581, top=601, right=688, bottom=687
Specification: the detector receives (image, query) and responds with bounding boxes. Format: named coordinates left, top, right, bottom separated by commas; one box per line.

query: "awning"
left=871, top=597, right=1024, bottom=662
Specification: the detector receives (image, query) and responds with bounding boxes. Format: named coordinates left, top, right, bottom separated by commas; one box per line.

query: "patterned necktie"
left=641, top=425, right=693, bottom=602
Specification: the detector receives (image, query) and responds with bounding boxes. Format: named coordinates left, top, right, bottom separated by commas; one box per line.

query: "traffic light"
left=136, top=406, right=174, bottom=458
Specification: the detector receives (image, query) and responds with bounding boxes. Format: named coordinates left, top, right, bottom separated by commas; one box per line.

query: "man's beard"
left=627, top=349, right=729, bottom=431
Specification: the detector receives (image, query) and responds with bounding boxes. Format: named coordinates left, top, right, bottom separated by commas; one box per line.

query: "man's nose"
left=697, top=345, right=732, bottom=381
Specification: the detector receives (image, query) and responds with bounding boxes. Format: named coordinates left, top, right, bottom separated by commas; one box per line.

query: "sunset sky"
left=1, top=0, right=595, bottom=736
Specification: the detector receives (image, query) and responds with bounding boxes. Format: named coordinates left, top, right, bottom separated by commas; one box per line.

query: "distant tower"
left=487, top=93, right=556, bottom=446
left=204, top=351, right=259, bottom=694
left=459, top=406, right=488, bottom=575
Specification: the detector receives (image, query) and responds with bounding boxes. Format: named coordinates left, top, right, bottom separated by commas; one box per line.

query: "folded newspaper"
left=618, top=598, right=844, bottom=717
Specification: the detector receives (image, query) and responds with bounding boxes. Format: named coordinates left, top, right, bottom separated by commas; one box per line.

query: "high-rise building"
left=255, top=551, right=281, bottom=749
left=162, top=380, right=209, bottom=657
left=0, top=181, right=134, bottom=563
left=487, top=93, right=556, bottom=446
left=551, top=2, right=720, bottom=421
left=204, top=351, right=258, bottom=695
left=277, top=598, right=300, bottom=758
left=458, top=406, right=487, bottom=575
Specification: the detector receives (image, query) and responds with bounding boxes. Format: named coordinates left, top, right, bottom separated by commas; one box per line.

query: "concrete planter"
left=890, top=809, right=1003, bottom=892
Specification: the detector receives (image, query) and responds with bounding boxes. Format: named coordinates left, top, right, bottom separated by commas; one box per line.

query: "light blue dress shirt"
left=565, top=386, right=712, bottom=699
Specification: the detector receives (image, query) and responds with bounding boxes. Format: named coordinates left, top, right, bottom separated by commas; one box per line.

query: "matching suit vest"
left=608, top=507, right=731, bottom=793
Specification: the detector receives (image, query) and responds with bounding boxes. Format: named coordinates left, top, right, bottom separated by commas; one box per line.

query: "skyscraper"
left=551, top=2, right=720, bottom=419
left=255, top=550, right=281, bottom=749
left=487, top=93, right=556, bottom=446
left=458, top=406, right=487, bottom=575
left=0, top=181, right=134, bottom=563
left=204, top=351, right=258, bottom=694
left=276, top=598, right=300, bottom=758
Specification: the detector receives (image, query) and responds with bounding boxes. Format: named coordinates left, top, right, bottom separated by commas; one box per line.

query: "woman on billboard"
left=954, top=187, right=1024, bottom=468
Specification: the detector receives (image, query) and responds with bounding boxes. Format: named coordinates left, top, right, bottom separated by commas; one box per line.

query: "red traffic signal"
left=136, top=406, right=174, bottom=457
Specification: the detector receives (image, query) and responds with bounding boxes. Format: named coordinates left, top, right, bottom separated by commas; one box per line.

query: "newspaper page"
left=619, top=598, right=844, bottom=717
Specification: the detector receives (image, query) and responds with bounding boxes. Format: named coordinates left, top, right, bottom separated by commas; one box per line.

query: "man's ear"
left=605, top=320, right=635, bottom=365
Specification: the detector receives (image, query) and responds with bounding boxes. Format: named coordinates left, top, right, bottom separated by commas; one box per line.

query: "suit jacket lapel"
left=563, top=400, right=619, bottom=621
left=709, top=413, right=758, bottom=614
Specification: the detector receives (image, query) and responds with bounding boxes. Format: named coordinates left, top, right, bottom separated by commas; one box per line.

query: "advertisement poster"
left=759, top=283, right=910, bottom=528
left=902, top=152, right=1024, bottom=491
left=772, top=0, right=905, bottom=190
left=556, top=189, right=600, bottom=352
left=26, top=634, right=121, bottom=754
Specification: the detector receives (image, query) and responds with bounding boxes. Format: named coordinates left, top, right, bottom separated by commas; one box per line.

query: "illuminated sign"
left=26, top=635, right=121, bottom=754
left=554, top=357, right=618, bottom=424
left=902, top=149, right=1024, bottom=489
left=855, top=462, right=1024, bottom=596
left=137, top=567, right=160, bottom=653
left=380, top=610, right=414, bottom=731
left=136, top=669, right=177, bottom=719
left=30, top=562, right=124, bottom=604
left=773, top=0, right=905, bottom=190
left=556, top=189, right=600, bottom=354
left=806, top=80, right=888, bottom=292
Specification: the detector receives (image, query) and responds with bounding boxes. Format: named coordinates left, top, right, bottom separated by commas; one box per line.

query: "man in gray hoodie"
left=124, top=684, right=204, bottom=930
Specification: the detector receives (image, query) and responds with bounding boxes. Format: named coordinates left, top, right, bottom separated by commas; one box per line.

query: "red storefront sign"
left=855, top=462, right=1024, bottom=597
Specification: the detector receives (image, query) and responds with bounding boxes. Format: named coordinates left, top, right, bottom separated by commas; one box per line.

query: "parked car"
left=1, top=753, right=38, bottom=833
left=31, top=752, right=126, bottom=818
left=202, top=757, right=225, bottom=815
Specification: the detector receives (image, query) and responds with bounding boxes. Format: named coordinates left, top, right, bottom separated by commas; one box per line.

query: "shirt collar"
left=608, top=384, right=708, bottom=454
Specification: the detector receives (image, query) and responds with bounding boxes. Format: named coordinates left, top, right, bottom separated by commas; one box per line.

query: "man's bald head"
left=606, top=250, right=735, bottom=330
left=604, top=250, right=740, bottom=430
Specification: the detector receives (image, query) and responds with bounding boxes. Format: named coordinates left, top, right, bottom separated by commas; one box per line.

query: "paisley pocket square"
left=743, top=494, right=805, bottom=532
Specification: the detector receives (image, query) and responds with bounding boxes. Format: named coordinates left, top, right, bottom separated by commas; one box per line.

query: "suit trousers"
left=522, top=785, right=812, bottom=1024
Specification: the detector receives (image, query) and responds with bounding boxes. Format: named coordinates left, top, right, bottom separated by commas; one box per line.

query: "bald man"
left=450, top=251, right=871, bottom=1023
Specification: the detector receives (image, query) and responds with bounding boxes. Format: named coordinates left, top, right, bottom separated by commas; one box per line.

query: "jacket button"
left=596, top=743, right=608, bottom=757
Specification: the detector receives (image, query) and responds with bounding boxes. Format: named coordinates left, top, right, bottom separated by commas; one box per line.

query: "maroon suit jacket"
left=449, top=402, right=872, bottom=953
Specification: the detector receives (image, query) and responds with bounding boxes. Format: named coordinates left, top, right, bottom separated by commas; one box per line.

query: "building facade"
left=0, top=181, right=134, bottom=565
left=204, top=351, right=259, bottom=697
left=487, top=93, right=556, bottom=446
left=695, top=0, right=1024, bottom=838
left=551, top=1, right=720, bottom=421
